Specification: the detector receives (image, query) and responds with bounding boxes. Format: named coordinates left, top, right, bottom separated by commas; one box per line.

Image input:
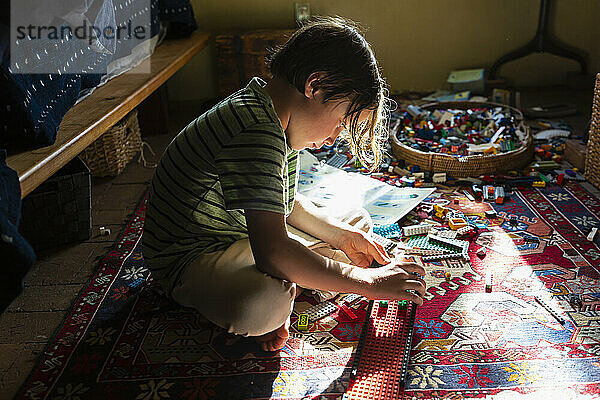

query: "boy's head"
left=267, top=17, right=390, bottom=170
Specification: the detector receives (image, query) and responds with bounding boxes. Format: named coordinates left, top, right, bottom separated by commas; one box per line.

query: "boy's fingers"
left=370, top=240, right=390, bottom=264
left=403, top=292, right=424, bottom=305
left=405, top=280, right=427, bottom=296
left=398, top=262, right=426, bottom=277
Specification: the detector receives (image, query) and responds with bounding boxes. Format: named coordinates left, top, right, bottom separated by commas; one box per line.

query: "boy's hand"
left=358, top=261, right=427, bottom=305
left=334, top=229, right=391, bottom=267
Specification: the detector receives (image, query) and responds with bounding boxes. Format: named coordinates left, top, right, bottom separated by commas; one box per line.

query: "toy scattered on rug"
left=295, top=293, right=363, bottom=332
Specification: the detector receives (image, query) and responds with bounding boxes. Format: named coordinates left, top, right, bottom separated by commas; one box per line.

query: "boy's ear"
left=304, top=72, right=327, bottom=100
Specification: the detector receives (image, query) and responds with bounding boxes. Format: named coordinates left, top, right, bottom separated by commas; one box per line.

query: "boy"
left=142, top=18, right=426, bottom=352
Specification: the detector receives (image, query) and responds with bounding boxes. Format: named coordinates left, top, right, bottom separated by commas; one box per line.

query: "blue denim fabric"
left=0, top=149, right=35, bottom=313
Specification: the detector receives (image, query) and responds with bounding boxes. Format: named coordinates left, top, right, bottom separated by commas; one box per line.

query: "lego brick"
left=456, top=225, right=476, bottom=238
left=402, top=224, right=432, bottom=237
left=345, top=301, right=417, bottom=399
left=393, top=166, right=410, bottom=176
left=422, top=252, right=467, bottom=262
left=456, top=225, right=471, bottom=234
left=418, top=203, right=434, bottom=216
left=476, top=247, right=486, bottom=258
left=472, top=185, right=483, bottom=200
left=343, top=293, right=362, bottom=304
left=494, top=186, right=505, bottom=204
left=462, top=190, right=475, bottom=201
left=485, top=271, right=493, bottom=293
left=326, top=152, right=349, bottom=168
left=534, top=296, right=565, bottom=325
left=373, top=223, right=403, bottom=239
left=297, top=313, right=309, bottom=331
left=433, top=204, right=448, bottom=215
left=403, top=235, right=452, bottom=253
left=304, top=301, right=338, bottom=321
left=448, top=217, right=468, bottom=230
left=432, top=172, right=447, bottom=183
left=485, top=210, right=497, bottom=219
left=484, top=185, right=496, bottom=201
left=371, top=233, right=396, bottom=253
left=429, top=228, right=458, bottom=239
left=445, top=272, right=452, bottom=282
left=340, top=304, right=358, bottom=320
left=588, top=227, right=598, bottom=242
left=401, top=247, right=445, bottom=256
left=427, top=234, right=468, bottom=253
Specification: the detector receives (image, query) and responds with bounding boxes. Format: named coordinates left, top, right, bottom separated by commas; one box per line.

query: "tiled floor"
left=0, top=102, right=199, bottom=400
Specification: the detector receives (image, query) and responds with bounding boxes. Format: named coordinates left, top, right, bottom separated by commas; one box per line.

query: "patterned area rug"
left=16, top=181, right=600, bottom=399
left=405, top=181, right=600, bottom=399
left=16, top=193, right=370, bottom=400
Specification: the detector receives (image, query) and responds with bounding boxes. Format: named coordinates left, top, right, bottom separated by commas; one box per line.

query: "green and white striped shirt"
left=142, top=78, right=298, bottom=293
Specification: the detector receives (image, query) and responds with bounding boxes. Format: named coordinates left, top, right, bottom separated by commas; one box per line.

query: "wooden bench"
left=7, top=30, right=210, bottom=198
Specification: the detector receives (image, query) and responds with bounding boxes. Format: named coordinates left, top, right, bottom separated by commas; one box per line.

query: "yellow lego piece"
left=297, top=314, right=309, bottom=331
left=449, top=217, right=468, bottom=231
left=434, top=204, right=448, bottom=215
left=532, top=181, right=546, bottom=188
left=484, top=146, right=497, bottom=155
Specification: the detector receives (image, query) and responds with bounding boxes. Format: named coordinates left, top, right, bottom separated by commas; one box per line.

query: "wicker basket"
left=215, top=30, right=295, bottom=97
left=585, top=73, right=600, bottom=189
left=391, top=101, right=532, bottom=178
left=80, top=110, right=142, bottom=177
left=20, top=157, right=91, bottom=250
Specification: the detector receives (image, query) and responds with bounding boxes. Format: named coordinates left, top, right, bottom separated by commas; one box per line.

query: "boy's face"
left=285, top=88, right=350, bottom=151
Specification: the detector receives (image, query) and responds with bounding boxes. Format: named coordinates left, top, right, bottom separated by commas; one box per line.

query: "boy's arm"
left=245, top=208, right=426, bottom=303
left=286, top=193, right=389, bottom=267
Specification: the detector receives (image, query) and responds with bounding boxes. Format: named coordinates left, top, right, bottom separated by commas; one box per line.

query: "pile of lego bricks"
left=391, top=104, right=527, bottom=156
left=306, top=95, right=587, bottom=192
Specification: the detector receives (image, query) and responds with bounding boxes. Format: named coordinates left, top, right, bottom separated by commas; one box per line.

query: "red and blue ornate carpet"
left=16, top=181, right=600, bottom=399
left=405, top=181, right=600, bottom=399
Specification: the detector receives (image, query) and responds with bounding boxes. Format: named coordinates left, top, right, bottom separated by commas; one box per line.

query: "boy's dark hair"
left=266, top=17, right=390, bottom=170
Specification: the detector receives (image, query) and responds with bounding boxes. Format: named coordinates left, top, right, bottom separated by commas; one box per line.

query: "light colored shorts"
left=171, top=207, right=373, bottom=337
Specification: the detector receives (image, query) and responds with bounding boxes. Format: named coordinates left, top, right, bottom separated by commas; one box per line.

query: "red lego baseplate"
left=344, top=300, right=417, bottom=400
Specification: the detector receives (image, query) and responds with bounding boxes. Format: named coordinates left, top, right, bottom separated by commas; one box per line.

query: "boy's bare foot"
left=256, top=317, right=290, bottom=352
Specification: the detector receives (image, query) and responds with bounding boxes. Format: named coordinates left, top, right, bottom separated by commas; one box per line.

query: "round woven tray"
left=391, top=101, right=532, bottom=178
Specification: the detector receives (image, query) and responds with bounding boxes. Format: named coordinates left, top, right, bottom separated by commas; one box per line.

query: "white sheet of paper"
left=297, top=151, right=435, bottom=225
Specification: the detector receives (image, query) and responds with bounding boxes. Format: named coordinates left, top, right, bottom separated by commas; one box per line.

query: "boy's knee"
left=220, top=275, right=296, bottom=337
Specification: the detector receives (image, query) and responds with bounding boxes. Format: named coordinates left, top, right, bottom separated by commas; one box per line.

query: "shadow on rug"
left=16, top=193, right=368, bottom=400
